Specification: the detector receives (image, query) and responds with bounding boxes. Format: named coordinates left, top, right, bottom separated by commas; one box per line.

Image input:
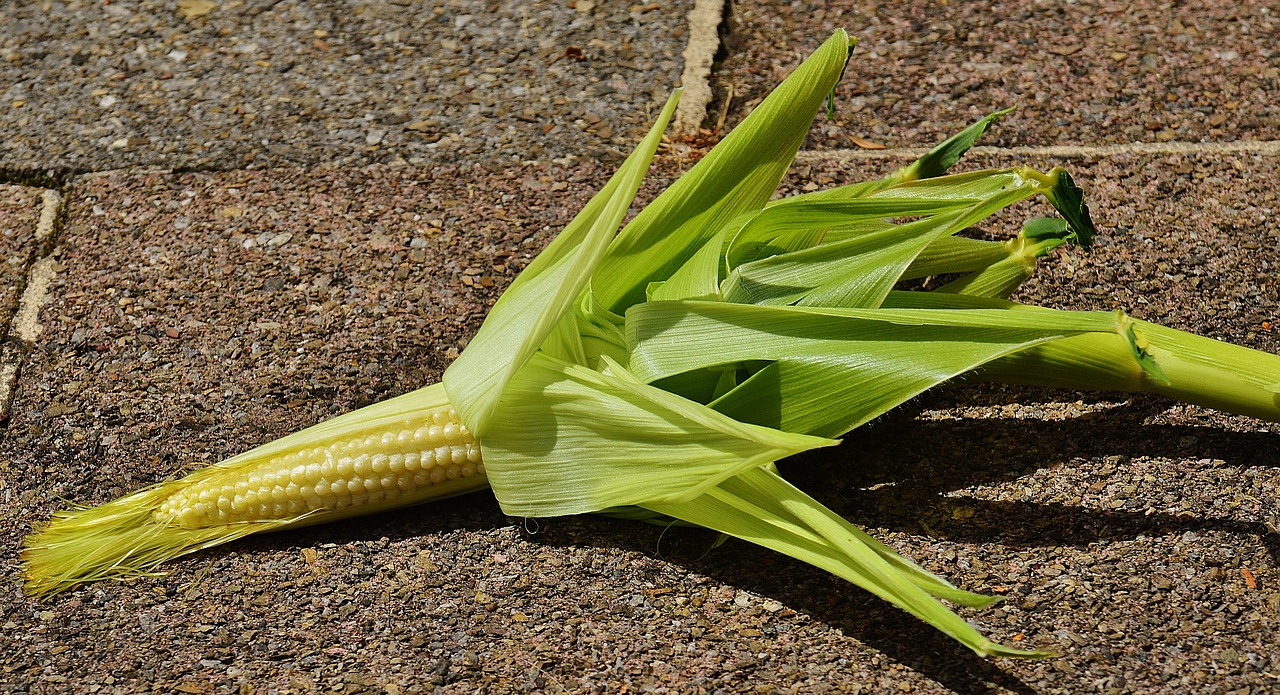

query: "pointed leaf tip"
left=591, top=29, right=855, bottom=313
left=443, top=90, right=683, bottom=436
left=902, top=106, right=1015, bottom=181
left=1044, top=168, right=1097, bottom=249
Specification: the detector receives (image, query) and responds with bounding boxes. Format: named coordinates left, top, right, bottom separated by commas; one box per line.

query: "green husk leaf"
left=443, top=90, right=682, bottom=437
left=931, top=217, right=1070, bottom=299
left=722, top=210, right=971, bottom=307
left=900, top=107, right=1016, bottom=181
left=900, top=235, right=1014, bottom=281
left=1021, top=216, right=1070, bottom=240
left=480, top=353, right=835, bottom=517
left=1041, top=168, right=1096, bottom=249
left=627, top=301, right=1123, bottom=437
left=589, top=30, right=854, bottom=313
left=645, top=467, right=1050, bottom=658
left=780, top=107, right=1016, bottom=204
left=726, top=197, right=971, bottom=268
left=722, top=168, right=1064, bottom=308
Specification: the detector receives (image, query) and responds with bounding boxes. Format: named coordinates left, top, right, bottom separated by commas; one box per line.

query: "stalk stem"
left=979, top=320, right=1280, bottom=423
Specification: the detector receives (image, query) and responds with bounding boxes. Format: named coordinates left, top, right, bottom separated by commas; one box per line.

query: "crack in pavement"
left=673, top=0, right=729, bottom=135
left=0, top=188, right=64, bottom=425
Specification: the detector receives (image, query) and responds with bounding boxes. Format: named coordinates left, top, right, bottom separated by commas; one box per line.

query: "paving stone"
left=1, top=161, right=619, bottom=508
left=716, top=1, right=1280, bottom=150
left=0, top=0, right=692, bottom=173
left=1, top=149, right=1277, bottom=692
left=0, top=184, right=43, bottom=333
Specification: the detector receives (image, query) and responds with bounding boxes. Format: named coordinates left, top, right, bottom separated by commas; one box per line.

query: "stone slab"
left=0, top=0, right=692, bottom=173
left=1, top=151, right=1278, bottom=692
left=0, top=184, right=47, bottom=424
left=0, top=185, right=43, bottom=334
left=716, top=1, right=1280, bottom=150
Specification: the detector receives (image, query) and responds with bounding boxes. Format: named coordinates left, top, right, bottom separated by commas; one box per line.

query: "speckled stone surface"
left=715, top=1, right=1280, bottom=150
left=0, top=0, right=691, bottom=173
left=3, top=0, right=1280, bottom=691
left=1, top=148, right=1276, bottom=692
left=0, top=185, right=42, bottom=332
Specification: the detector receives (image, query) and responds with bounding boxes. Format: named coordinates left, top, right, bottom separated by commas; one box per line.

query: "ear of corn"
left=23, top=28, right=1280, bottom=661
left=22, top=382, right=487, bottom=598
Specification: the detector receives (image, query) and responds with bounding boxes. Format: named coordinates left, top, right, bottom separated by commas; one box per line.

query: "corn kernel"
left=153, top=405, right=484, bottom=528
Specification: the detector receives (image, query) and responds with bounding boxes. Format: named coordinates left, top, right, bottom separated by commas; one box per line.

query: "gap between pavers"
left=795, top=138, right=1280, bottom=163
left=673, top=0, right=727, bottom=134
left=0, top=189, right=63, bottom=423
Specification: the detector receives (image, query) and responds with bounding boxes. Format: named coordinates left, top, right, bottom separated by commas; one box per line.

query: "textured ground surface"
left=717, top=0, right=1280, bottom=151
left=1, top=1, right=1278, bottom=693
left=0, top=185, right=43, bottom=330
left=1, top=0, right=690, bottom=173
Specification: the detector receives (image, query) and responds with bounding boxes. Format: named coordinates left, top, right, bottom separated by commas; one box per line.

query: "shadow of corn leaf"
left=524, top=386, right=1277, bottom=693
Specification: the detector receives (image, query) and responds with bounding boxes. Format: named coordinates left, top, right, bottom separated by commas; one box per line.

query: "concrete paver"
left=718, top=1, right=1280, bottom=149
left=1, top=148, right=1276, bottom=691
left=3, top=1, right=1280, bottom=691
left=0, top=185, right=44, bottom=332
left=1, top=0, right=691, bottom=172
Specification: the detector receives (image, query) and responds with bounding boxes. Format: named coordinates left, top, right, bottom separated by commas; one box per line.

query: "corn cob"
left=154, top=405, right=483, bottom=528
left=22, top=384, right=488, bottom=597
left=24, top=27, right=1279, bottom=662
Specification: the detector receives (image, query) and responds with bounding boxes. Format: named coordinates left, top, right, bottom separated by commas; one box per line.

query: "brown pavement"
left=719, top=1, right=1280, bottom=150
left=2, top=2, right=1279, bottom=693
left=0, top=186, right=45, bottom=330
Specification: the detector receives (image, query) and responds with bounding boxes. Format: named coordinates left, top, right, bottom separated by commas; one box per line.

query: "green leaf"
left=479, top=353, right=835, bottom=517
left=1041, top=168, right=1097, bottom=249
left=722, top=210, right=972, bottom=307
left=590, top=30, right=855, bottom=313
left=644, top=467, right=1050, bottom=658
left=1021, top=216, right=1069, bottom=240
left=626, top=301, right=1120, bottom=437
left=646, top=225, right=732, bottom=302
left=444, top=90, right=682, bottom=437
left=931, top=218, right=1073, bottom=300
left=720, top=168, right=1080, bottom=309
left=725, top=197, right=971, bottom=269
left=649, top=195, right=970, bottom=304
left=900, top=236, right=1014, bottom=281
left=900, top=107, right=1015, bottom=181
left=777, top=107, right=1016, bottom=205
